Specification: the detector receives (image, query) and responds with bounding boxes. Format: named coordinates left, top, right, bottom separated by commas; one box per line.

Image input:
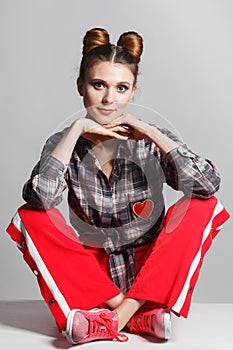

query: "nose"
left=102, top=88, right=114, bottom=104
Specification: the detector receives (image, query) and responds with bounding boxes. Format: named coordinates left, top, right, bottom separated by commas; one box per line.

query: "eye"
left=117, top=85, right=129, bottom=93
left=92, top=81, right=105, bottom=90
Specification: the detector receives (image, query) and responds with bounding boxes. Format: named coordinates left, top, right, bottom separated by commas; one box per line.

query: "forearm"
left=22, top=120, right=85, bottom=209
left=143, top=124, right=220, bottom=198
left=51, top=119, right=85, bottom=165
left=144, top=124, right=179, bottom=154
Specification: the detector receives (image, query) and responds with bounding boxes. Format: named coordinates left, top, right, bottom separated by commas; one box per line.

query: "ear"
left=130, top=85, right=137, bottom=100
left=77, top=78, right=84, bottom=96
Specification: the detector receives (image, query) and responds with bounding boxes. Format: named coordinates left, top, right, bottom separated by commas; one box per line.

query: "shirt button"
left=33, top=270, right=39, bottom=276
left=189, top=286, right=193, bottom=292
left=177, top=146, right=194, bottom=158
left=48, top=299, right=54, bottom=305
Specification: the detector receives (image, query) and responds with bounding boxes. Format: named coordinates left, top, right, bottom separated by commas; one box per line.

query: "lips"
left=97, top=108, right=116, bottom=116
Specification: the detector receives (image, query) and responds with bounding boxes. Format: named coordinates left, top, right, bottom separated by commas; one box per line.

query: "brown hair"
left=78, top=28, right=143, bottom=85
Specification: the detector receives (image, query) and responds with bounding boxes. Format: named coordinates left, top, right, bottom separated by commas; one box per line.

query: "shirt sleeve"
left=22, top=131, right=68, bottom=209
left=158, top=128, right=221, bottom=199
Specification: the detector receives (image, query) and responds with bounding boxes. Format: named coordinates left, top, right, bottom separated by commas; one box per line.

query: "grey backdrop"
left=0, top=0, right=232, bottom=303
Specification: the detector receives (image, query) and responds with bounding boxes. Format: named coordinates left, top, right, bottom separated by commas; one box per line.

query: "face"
left=78, top=61, right=136, bottom=124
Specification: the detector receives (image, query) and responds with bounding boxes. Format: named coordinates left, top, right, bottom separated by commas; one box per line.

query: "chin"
left=87, top=109, right=123, bottom=125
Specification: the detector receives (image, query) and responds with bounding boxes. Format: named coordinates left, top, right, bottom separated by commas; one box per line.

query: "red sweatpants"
left=6, top=196, right=230, bottom=332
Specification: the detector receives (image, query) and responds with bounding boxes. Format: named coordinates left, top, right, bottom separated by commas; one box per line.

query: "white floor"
left=0, top=301, right=232, bottom=350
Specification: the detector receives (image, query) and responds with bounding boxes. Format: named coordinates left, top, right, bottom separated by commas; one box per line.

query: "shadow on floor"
left=0, top=300, right=72, bottom=348
left=0, top=300, right=56, bottom=335
left=0, top=300, right=169, bottom=348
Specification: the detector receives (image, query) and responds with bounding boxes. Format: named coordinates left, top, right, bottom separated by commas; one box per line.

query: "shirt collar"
left=75, top=136, right=93, bottom=161
left=75, top=136, right=133, bottom=162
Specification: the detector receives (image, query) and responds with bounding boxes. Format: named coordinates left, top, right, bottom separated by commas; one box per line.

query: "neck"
left=92, top=139, right=118, bottom=167
left=93, top=138, right=118, bottom=153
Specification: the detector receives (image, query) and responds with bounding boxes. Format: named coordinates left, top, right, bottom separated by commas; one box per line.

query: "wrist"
left=143, top=123, right=156, bottom=139
left=70, top=118, right=86, bottom=134
left=143, top=124, right=179, bottom=154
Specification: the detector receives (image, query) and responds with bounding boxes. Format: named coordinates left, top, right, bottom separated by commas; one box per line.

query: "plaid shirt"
left=23, top=125, right=221, bottom=294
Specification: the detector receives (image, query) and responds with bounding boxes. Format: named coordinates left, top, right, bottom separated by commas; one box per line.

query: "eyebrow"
left=89, top=78, right=131, bottom=86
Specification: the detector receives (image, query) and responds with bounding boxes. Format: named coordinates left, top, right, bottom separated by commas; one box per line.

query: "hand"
left=104, top=114, right=150, bottom=141
left=107, top=114, right=179, bottom=154
left=80, top=118, right=131, bottom=144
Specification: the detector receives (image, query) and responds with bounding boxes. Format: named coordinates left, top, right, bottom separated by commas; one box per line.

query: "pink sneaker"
left=65, top=308, right=128, bottom=345
left=126, top=308, right=171, bottom=340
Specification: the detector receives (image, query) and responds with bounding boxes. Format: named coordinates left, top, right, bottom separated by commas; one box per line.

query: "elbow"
left=29, top=195, right=62, bottom=210
left=23, top=196, right=61, bottom=210
left=191, top=191, right=217, bottom=200
left=191, top=177, right=221, bottom=200
left=23, top=185, right=61, bottom=210
left=22, top=182, right=44, bottom=209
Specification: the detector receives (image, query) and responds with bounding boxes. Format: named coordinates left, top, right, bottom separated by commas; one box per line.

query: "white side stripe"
left=20, top=221, right=71, bottom=317
left=172, top=200, right=224, bottom=313
left=13, top=211, right=23, bottom=232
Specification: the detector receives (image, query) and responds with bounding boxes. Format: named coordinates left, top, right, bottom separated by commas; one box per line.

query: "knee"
left=171, top=196, right=218, bottom=216
left=164, top=196, right=219, bottom=234
left=18, top=204, right=66, bottom=233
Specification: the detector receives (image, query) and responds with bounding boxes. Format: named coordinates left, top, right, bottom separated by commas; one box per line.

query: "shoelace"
left=130, top=311, right=154, bottom=333
left=88, top=312, right=128, bottom=342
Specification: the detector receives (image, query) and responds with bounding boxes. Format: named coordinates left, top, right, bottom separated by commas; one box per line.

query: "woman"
left=6, top=28, right=230, bottom=345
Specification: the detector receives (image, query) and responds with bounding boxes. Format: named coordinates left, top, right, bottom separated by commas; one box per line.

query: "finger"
left=101, top=115, right=128, bottom=128
left=120, top=124, right=131, bottom=131
left=109, top=128, right=132, bottom=138
left=102, top=123, right=120, bottom=129
left=86, top=124, right=130, bottom=140
left=107, top=131, right=129, bottom=140
left=110, top=125, right=131, bottom=132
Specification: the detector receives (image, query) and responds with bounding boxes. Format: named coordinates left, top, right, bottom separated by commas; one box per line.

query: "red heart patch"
left=132, top=199, right=154, bottom=220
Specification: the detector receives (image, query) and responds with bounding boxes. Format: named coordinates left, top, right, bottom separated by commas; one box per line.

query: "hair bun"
left=117, top=31, right=143, bottom=63
left=82, top=28, right=110, bottom=55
